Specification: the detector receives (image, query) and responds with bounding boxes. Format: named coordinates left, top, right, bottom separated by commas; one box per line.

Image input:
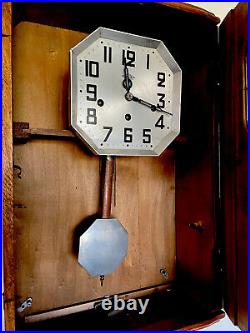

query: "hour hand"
left=125, top=92, right=173, bottom=116
left=122, top=60, right=132, bottom=92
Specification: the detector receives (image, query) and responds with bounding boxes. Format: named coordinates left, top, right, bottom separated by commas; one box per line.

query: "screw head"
left=125, top=92, right=133, bottom=101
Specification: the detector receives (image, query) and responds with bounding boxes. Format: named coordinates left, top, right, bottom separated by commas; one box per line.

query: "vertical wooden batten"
left=2, top=2, right=16, bottom=331
left=220, top=3, right=248, bottom=330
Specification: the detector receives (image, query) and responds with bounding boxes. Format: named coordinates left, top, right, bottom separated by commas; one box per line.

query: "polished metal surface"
left=70, top=27, right=182, bottom=156
left=17, top=297, right=32, bottom=313
left=78, top=218, right=128, bottom=276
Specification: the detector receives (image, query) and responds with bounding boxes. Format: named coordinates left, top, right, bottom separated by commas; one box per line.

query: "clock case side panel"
left=174, top=5, right=223, bottom=318
left=219, top=3, right=248, bottom=330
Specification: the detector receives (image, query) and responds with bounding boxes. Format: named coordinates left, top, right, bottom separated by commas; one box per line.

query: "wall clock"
left=70, top=27, right=182, bottom=284
left=70, top=27, right=182, bottom=156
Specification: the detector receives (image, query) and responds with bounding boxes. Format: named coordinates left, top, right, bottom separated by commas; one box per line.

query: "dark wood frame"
left=2, top=2, right=247, bottom=330
left=220, top=3, right=248, bottom=329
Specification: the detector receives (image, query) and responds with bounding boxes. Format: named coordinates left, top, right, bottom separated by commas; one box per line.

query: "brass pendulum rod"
left=99, top=156, right=115, bottom=287
left=101, top=156, right=115, bottom=219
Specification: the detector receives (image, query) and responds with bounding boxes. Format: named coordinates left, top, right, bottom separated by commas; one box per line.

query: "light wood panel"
left=13, top=22, right=176, bottom=314
left=2, top=2, right=16, bottom=329
left=13, top=22, right=87, bottom=129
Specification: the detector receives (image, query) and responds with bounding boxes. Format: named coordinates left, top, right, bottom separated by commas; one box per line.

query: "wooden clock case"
left=2, top=2, right=247, bottom=330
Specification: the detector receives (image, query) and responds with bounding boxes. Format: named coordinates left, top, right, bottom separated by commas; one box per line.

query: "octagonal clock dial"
left=70, top=27, right=182, bottom=156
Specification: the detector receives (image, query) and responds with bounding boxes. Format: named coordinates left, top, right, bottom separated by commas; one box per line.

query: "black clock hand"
left=123, top=60, right=132, bottom=92
left=125, top=92, right=173, bottom=116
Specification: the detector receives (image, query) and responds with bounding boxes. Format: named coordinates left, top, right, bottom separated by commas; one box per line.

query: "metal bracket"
left=17, top=297, right=32, bottom=313
left=160, top=268, right=169, bottom=280
left=13, top=164, right=22, bottom=179
left=213, top=248, right=224, bottom=273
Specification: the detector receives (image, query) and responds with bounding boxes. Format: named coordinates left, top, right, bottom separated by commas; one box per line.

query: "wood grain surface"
left=220, top=3, right=248, bottom=330
left=159, top=2, right=220, bottom=24
left=2, top=2, right=16, bottom=330
left=13, top=22, right=176, bottom=315
left=2, top=2, right=12, bottom=36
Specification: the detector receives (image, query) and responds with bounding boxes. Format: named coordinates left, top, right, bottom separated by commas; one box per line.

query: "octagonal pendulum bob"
left=77, top=156, right=128, bottom=281
left=78, top=218, right=128, bottom=277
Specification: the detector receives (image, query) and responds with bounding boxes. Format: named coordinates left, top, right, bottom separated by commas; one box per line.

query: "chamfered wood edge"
left=2, top=2, right=12, bottom=36
left=2, top=2, right=16, bottom=331
left=138, top=309, right=225, bottom=330
left=220, top=2, right=248, bottom=330
left=158, top=2, right=220, bottom=24
left=24, top=284, right=171, bottom=323
left=175, top=310, right=225, bottom=330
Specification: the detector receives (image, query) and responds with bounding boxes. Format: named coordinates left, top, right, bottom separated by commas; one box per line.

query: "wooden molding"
left=220, top=3, right=248, bottom=330
left=2, top=3, right=15, bottom=331
left=158, top=2, right=220, bottom=24
left=2, top=2, right=12, bottom=36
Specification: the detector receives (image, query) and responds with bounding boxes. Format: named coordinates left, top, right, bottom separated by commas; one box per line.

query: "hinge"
left=213, top=248, right=224, bottom=273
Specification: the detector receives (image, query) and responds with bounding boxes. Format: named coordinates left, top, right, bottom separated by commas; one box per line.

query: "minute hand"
left=132, top=95, right=173, bottom=116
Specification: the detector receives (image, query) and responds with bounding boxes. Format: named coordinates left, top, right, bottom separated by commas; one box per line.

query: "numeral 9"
left=86, top=84, right=97, bottom=101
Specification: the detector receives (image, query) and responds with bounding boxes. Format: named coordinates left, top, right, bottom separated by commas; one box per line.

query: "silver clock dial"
left=70, top=27, right=182, bottom=156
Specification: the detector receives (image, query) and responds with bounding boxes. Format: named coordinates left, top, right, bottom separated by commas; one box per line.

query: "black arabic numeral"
left=103, top=126, right=113, bottom=142
left=104, top=46, right=112, bottom=63
left=87, top=108, right=97, bottom=125
left=143, top=129, right=151, bottom=143
left=157, top=93, right=165, bottom=108
left=146, top=54, right=150, bottom=70
left=157, top=72, right=165, bottom=87
left=124, top=128, right=133, bottom=143
left=85, top=60, right=99, bottom=77
left=86, top=84, right=97, bottom=101
left=155, top=115, right=165, bottom=129
left=122, top=49, right=136, bottom=67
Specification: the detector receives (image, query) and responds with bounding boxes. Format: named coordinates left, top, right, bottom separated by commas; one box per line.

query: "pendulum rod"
left=101, top=156, right=115, bottom=219
left=99, top=155, right=115, bottom=287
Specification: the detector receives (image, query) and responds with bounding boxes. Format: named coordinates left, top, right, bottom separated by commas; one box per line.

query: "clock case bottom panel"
left=4, top=1, right=247, bottom=331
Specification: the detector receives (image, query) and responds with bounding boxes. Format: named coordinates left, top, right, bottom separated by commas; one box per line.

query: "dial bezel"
left=70, top=27, right=182, bottom=156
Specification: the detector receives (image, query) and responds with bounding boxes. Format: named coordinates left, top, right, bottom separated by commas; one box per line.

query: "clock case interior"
left=3, top=2, right=247, bottom=331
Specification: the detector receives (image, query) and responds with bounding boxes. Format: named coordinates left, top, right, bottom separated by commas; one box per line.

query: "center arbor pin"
left=78, top=156, right=128, bottom=286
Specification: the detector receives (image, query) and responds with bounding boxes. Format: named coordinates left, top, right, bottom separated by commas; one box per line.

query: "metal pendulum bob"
left=78, top=156, right=128, bottom=286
